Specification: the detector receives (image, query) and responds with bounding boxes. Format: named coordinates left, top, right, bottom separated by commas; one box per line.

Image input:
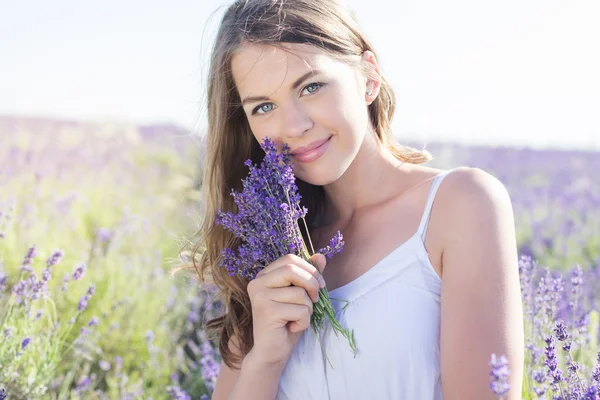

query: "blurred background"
left=1, top=1, right=599, bottom=399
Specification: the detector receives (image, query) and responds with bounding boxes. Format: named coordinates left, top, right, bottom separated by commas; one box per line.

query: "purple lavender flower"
left=75, top=376, right=91, bottom=394
left=88, top=316, right=99, bottom=327
left=4, top=327, right=12, bottom=338
left=78, top=295, right=89, bottom=312
left=72, top=263, right=87, bottom=280
left=41, top=267, right=52, bottom=282
left=544, top=335, right=565, bottom=391
left=0, top=270, right=7, bottom=293
left=86, top=284, right=95, bottom=297
left=592, top=352, right=600, bottom=383
left=166, top=386, right=191, bottom=400
left=0, top=388, right=6, bottom=400
left=21, top=336, right=32, bottom=350
left=146, top=330, right=155, bottom=344
left=46, top=248, right=64, bottom=267
left=489, top=353, right=511, bottom=397
left=200, top=341, right=220, bottom=392
left=20, top=244, right=37, bottom=273
left=96, top=227, right=114, bottom=242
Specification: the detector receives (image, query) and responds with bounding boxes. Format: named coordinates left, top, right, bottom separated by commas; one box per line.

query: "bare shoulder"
left=435, top=166, right=514, bottom=248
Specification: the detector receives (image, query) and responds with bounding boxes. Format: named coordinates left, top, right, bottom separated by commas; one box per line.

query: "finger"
left=260, top=264, right=321, bottom=301
left=269, top=285, right=317, bottom=309
left=310, top=253, right=327, bottom=275
left=257, top=253, right=322, bottom=282
left=274, top=303, right=311, bottom=333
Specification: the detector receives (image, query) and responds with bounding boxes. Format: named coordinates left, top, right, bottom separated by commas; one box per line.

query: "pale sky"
left=1, top=0, right=599, bottom=150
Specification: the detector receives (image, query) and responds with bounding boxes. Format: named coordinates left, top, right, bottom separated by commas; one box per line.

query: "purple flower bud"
left=78, top=296, right=89, bottom=312
left=88, top=316, right=99, bottom=327
left=146, top=330, right=155, bottom=343
left=488, top=353, right=511, bottom=396
left=21, top=336, right=32, bottom=350
left=86, top=284, right=95, bottom=297
left=72, top=263, right=86, bottom=281
left=21, top=245, right=37, bottom=272
left=46, top=249, right=64, bottom=267
left=166, top=386, right=191, bottom=400
left=554, top=320, right=569, bottom=342
left=75, top=376, right=91, bottom=393
left=41, top=267, right=52, bottom=282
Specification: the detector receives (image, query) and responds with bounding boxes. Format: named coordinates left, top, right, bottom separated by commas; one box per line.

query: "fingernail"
left=318, top=275, right=326, bottom=288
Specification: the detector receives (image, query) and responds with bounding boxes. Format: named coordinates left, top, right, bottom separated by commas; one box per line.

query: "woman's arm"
left=212, top=335, right=286, bottom=400
left=438, top=167, right=525, bottom=399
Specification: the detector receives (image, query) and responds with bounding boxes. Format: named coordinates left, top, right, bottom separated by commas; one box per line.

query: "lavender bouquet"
left=215, top=137, right=357, bottom=364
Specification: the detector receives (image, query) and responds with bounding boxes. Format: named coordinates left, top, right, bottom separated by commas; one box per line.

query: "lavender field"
left=1, top=116, right=599, bottom=399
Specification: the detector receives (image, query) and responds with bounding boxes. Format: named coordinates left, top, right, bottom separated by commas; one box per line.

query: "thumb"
left=310, top=253, right=327, bottom=274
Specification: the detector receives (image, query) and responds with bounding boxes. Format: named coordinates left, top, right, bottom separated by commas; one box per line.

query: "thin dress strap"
left=416, top=168, right=457, bottom=241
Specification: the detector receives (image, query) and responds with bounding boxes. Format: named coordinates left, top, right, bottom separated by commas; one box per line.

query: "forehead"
left=231, top=43, right=343, bottom=96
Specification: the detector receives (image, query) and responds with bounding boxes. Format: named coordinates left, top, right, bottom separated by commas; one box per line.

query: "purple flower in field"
left=544, top=335, right=565, bottom=390
left=88, top=316, right=99, bottom=327
left=0, top=388, right=7, bottom=400
left=41, top=267, right=52, bottom=282
left=86, top=284, right=95, bottom=297
left=166, top=386, right=191, bottom=400
left=200, top=395, right=209, bottom=400
left=75, top=376, right=91, bottom=394
left=592, top=352, right=600, bottom=383
left=146, top=330, right=155, bottom=343
left=21, top=336, right=32, bottom=350
left=554, top=320, right=571, bottom=351
left=78, top=295, right=89, bottom=312
left=200, top=341, right=220, bottom=391
left=4, top=327, right=12, bottom=338
left=46, top=248, right=64, bottom=267
left=0, top=270, right=6, bottom=293
left=20, top=244, right=37, bottom=273
left=489, top=353, right=511, bottom=397
left=585, top=385, right=600, bottom=400
left=96, top=227, right=114, bottom=242
left=72, top=263, right=87, bottom=280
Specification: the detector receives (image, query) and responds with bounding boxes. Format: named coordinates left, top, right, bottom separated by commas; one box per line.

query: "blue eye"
left=302, top=82, right=323, bottom=95
left=250, top=82, right=326, bottom=116
left=252, top=103, right=274, bottom=115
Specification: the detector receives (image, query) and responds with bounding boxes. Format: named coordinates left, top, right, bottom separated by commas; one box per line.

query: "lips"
left=291, top=136, right=332, bottom=156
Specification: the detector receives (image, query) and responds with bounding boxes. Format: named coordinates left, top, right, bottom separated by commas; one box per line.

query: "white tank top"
left=276, top=169, right=457, bottom=400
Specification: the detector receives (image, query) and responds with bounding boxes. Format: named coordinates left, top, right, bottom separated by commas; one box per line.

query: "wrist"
left=243, top=348, right=287, bottom=374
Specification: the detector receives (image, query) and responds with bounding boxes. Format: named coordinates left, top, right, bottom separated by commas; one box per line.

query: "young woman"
left=193, top=0, right=524, bottom=398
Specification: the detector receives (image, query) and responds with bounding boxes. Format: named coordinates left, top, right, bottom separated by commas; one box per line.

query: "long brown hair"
left=181, top=0, right=432, bottom=370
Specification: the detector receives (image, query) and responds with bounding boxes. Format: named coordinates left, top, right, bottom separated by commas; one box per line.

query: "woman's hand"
left=246, top=253, right=327, bottom=367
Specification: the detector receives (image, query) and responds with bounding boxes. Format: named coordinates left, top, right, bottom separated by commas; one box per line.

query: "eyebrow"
left=240, top=69, right=323, bottom=107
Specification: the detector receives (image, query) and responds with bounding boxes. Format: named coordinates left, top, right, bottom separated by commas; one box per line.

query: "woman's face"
left=231, top=42, right=376, bottom=186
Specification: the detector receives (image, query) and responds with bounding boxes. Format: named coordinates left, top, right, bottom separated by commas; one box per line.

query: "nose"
left=279, top=99, right=314, bottom=139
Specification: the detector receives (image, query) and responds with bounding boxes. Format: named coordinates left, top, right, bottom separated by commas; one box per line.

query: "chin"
left=294, top=166, right=342, bottom=187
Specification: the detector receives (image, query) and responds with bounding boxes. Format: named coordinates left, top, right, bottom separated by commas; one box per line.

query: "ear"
left=361, top=50, right=382, bottom=105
